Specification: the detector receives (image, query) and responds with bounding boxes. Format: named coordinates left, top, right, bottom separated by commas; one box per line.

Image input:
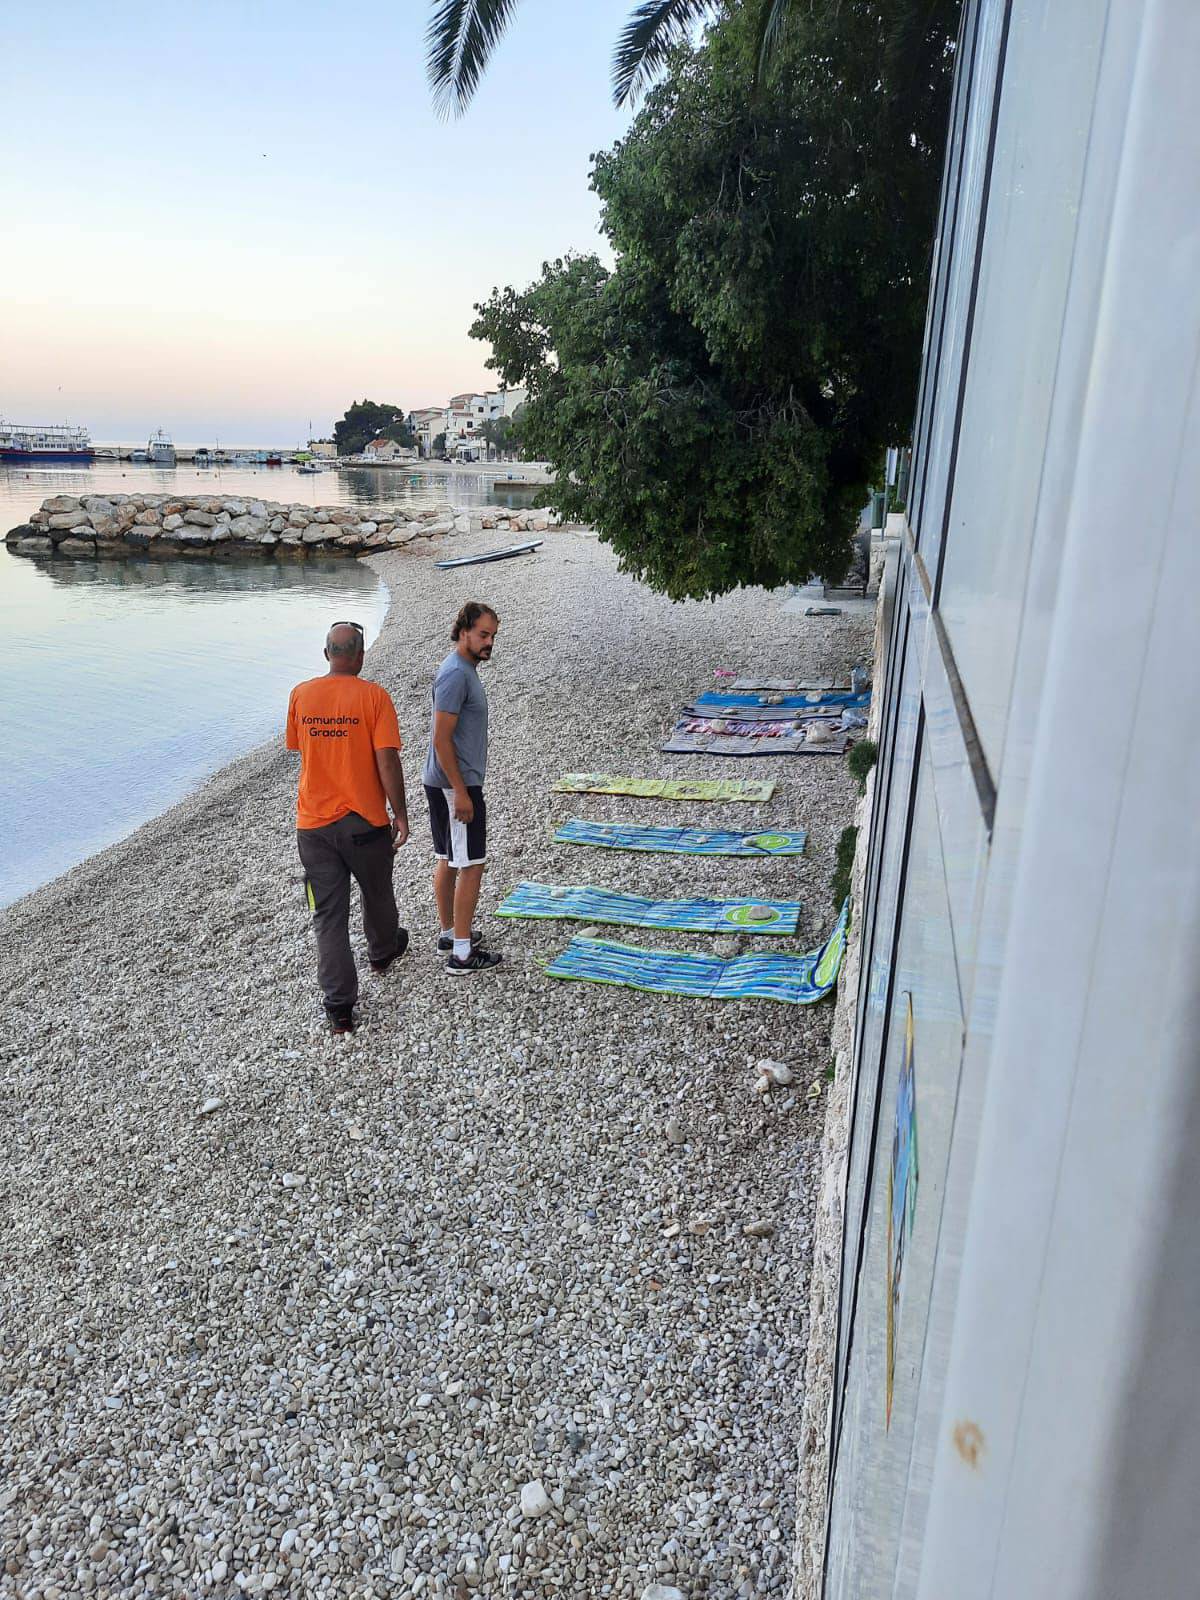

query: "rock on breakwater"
left=5, top=494, right=564, bottom=560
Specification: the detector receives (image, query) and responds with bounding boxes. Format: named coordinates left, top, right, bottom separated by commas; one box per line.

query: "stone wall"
left=5, top=494, right=563, bottom=560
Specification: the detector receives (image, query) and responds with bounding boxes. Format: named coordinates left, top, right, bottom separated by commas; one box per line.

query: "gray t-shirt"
left=422, top=650, right=489, bottom=788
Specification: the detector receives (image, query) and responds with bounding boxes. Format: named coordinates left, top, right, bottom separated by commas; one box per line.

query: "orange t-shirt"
left=286, top=674, right=403, bottom=830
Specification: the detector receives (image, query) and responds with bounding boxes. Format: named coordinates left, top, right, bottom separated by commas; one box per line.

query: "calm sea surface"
left=0, top=461, right=537, bottom=908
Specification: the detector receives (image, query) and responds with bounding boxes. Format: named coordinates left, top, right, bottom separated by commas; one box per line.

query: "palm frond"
left=612, top=0, right=716, bottom=107
left=752, top=0, right=792, bottom=88
left=427, top=0, right=523, bottom=118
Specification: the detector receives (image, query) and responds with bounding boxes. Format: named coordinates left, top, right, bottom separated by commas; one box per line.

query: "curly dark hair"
left=451, top=601, right=499, bottom=641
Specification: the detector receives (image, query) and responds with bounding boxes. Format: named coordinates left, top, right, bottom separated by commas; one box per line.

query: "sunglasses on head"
left=331, top=620, right=364, bottom=633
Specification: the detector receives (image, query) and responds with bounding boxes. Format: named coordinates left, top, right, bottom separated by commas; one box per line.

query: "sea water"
left=0, top=461, right=536, bottom=907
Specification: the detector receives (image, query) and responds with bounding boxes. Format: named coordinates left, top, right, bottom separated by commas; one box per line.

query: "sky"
left=1, top=0, right=636, bottom=444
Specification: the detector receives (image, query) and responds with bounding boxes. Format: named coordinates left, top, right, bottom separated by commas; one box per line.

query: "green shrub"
left=832, top=824, right=858, bottom=909
left=847, top=739, right=879, bottom=794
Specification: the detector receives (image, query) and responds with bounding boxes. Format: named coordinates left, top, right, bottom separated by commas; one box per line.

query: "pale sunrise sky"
left=1, top=0, right=635, bottom=444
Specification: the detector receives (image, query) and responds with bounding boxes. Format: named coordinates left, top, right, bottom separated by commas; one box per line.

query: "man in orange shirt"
left=286, top=621, right=409, bottom=1034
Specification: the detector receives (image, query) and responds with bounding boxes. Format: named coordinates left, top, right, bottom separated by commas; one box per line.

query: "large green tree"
left=333, top=400, right=416, bottom=457
left=470, top=2, right=959, bottom=599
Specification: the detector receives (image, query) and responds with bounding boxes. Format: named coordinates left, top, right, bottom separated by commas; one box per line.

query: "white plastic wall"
left=822, top=1, right=1200, bottom=1595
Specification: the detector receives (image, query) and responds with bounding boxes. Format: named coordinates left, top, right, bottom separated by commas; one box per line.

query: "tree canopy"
left=470, top=1, right=960, bottom=599
left=480, top=415, right=520, bottom=460
left=333, top=400, right=416, bottom=457
left=428, top=0, right=799, bottom=115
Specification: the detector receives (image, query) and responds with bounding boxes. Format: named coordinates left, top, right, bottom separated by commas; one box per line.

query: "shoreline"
left=0, top=529, right=873, bottom=1596
left=0, top=566, right=394, bottom=925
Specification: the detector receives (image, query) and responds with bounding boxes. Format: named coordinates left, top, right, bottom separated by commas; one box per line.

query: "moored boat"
left=0, top=419, right=94, bottom=463
left=147, top=429, right=176, bottom=465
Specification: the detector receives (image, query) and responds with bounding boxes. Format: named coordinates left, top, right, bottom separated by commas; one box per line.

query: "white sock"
left=453, top=937, right=472, bottom=961
left=440, top=926, right=453, bottom=939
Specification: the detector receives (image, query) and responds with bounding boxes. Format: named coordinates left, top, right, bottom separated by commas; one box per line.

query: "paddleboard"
left=436, top=540, right=543, bottom=570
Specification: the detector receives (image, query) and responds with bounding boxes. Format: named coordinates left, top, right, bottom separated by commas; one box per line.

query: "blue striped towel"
left=543, top=901, right=850, bottom=1003
left=497, top=881, right=801, bottom=935
left=554, top=819, right=807, bottom=856
left=693, top=689, right=872, bottom=711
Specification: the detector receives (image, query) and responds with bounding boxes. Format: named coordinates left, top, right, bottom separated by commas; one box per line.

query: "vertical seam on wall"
left=832, top=572, right=913, bottom=1427
left=825, top=705, right=928, bottom=1522
left=912, top=0, right=986, bottom=532
left=932, top=0, right=1016, bottom=604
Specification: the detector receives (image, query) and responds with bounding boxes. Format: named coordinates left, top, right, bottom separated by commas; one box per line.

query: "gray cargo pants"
left=297, top=812, right=401, bottom=1017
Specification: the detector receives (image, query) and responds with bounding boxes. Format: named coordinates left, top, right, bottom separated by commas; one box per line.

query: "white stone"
left=641, top=1586, right=687, bottom=1600
left=519, top=1479, right=552, bottom=1518
left=197, top=1097, right=224, bottom=1117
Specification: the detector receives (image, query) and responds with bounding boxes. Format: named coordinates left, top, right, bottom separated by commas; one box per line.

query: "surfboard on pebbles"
left=435, top=540, right=544, bottom=570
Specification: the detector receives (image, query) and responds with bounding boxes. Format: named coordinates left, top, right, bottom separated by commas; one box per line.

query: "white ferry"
left=0, top=419, right=94, bottom=463
left=147, top=429, right=176, bottom=465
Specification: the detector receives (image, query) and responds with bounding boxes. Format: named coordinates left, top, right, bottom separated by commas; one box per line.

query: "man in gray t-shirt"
left=423, top=602, right=503, bottom=975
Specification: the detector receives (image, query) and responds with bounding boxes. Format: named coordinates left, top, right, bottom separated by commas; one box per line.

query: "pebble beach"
left=0, top=528, right=872, bottom=1600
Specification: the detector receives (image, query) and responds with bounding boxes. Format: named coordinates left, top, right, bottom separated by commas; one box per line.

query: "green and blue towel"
left=497, top=881, right=800, bottom=935
left=543, top=901, right=850, bottom=1003
left=554, top=819, right=807, bottom=857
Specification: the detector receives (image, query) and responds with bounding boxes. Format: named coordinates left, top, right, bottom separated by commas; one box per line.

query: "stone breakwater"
left=5, top=494, right=563, bottom=560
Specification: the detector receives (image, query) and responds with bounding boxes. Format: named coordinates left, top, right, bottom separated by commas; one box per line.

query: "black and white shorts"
left=425, top=784, right=487, bottom=867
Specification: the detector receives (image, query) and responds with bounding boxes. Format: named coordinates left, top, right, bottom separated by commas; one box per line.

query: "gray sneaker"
left=446, top=948, right=503, bottom=975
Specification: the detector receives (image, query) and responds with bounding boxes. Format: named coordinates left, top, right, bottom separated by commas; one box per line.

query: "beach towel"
left=553, top=774, right=776, bottom=802
left=497, top=881, right=801, bottom=935
left=544, top=900, right=850, bottom=1003
left=693, top=689, right=872, bottom=711
left=660, top=728, right=850, bottom=757
left=554, top=820, right=807, bottom=856
left=731, top=678, right=845, bottom=691
left=680, top=703, right=844, bottom=723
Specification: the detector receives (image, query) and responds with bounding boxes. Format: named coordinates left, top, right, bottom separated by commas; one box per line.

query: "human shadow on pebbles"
left=0, top=530, right=873, bottom=1599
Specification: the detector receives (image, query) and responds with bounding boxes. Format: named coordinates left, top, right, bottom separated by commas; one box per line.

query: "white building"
left=814, top=2, right=1200, bottom=1597
left=409, top=408, right=447, bottom=459
left=362, top=438, right=416, bottom=463
left=444, top=389, right=527, bottom=460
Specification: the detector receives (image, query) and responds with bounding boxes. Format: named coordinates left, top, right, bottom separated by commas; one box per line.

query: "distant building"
left=444, top=389, right=528, bottom=460
left=409, top=407, right=448, bottom=458
left=308, top=438, right=337, bottom=459
left=405, top=390, right=528, bottom=461
left=363, top=438, right=416, bottom=462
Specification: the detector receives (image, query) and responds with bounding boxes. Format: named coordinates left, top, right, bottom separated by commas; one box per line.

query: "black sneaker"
left=446, top=948, right=503, bottom=976
left=436, top=928, right=485, bottom=954
left=370, top=928, right=410, bottom=974
left=327, top=1009, right=355, bottom=1035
